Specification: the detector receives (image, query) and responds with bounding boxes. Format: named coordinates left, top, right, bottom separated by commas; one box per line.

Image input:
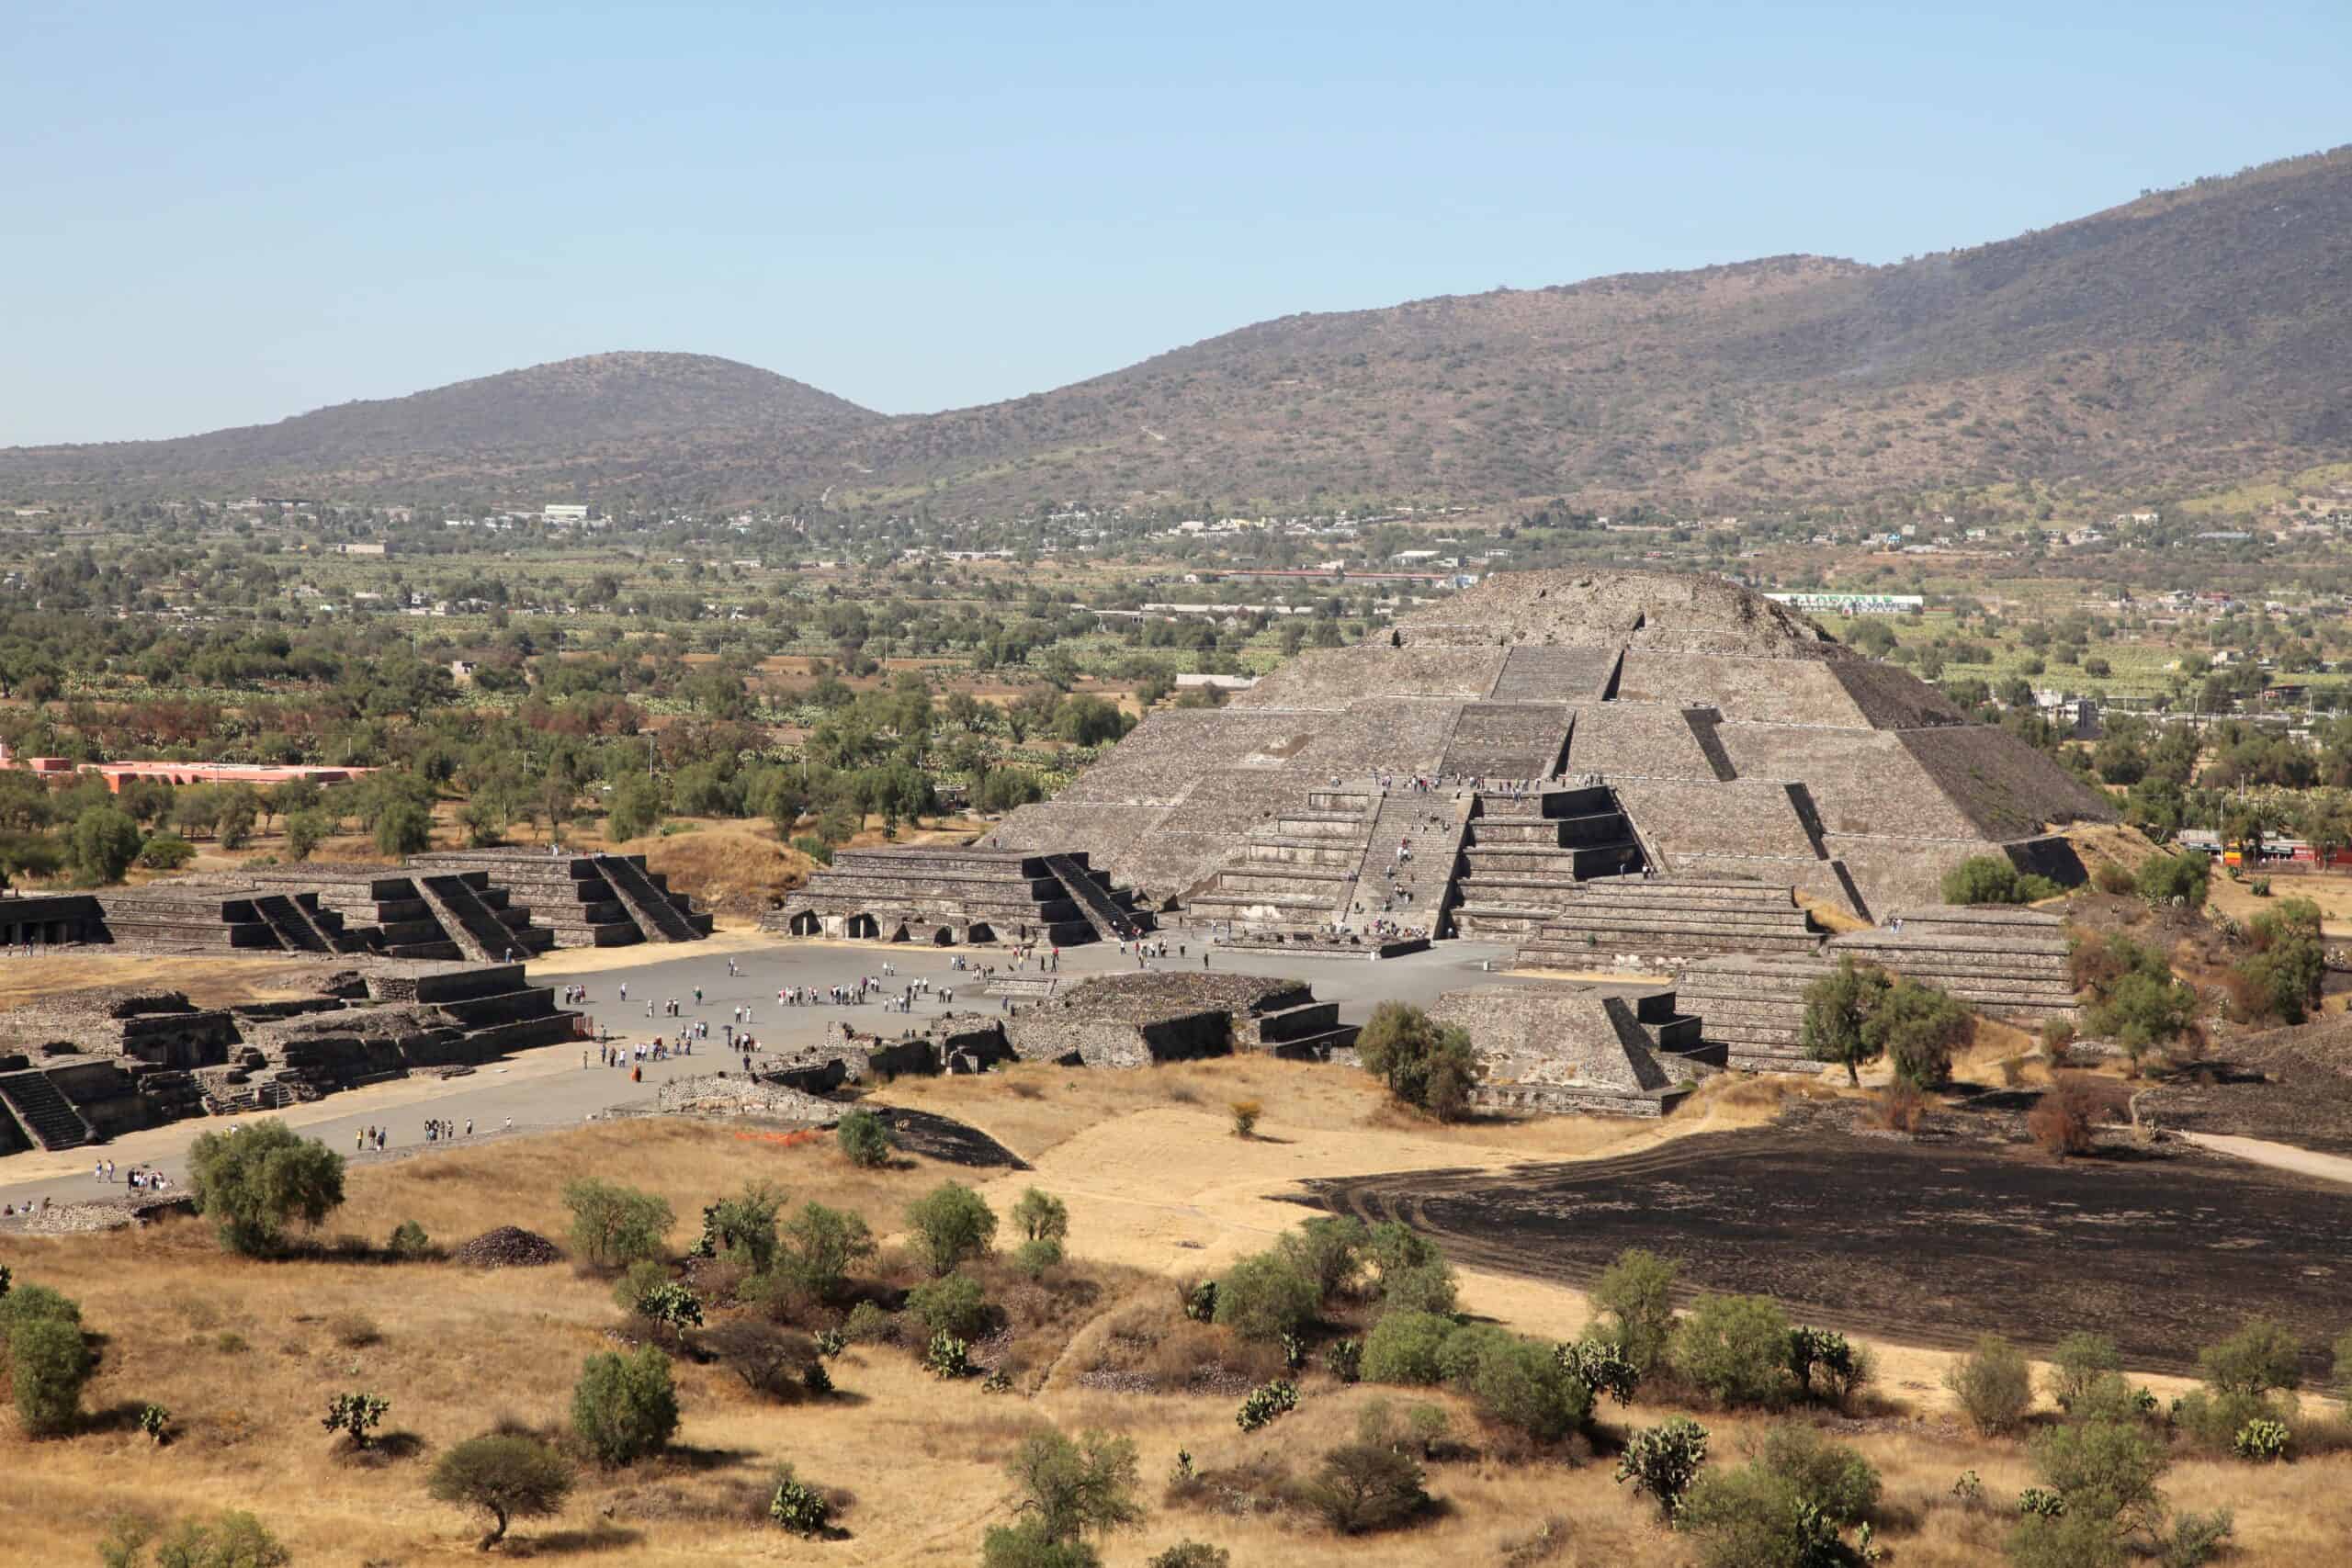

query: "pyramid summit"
left=977, top=570, right=2112, bottom=930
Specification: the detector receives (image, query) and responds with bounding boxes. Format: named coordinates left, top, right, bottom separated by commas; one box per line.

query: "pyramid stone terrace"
left=775, top=846, right=1149, bottom=946
left=983, top=570, right=2110, bottom=943
left=0, top=963, right=582, bottom=1153
left=1427, top=979, right=1716, bottom=1116
left=1003, top=972, right=1354, bottom=1068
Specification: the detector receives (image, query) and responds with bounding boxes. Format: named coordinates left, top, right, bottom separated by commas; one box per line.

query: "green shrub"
left=1300, top=1440, right=1430, bottom=1534
left=2198, top=1315, right=2302, bottom=1398
left=1012, top=1187, right=1069, bottom=1244
left=2235, top=935, right=2324, bottom=1024
left=1750, top=1422, right=1882, bottom=1524
left=636, top=1281, right=704, bottom=1346
left=2048, top=1331, right=2123, bottom=1413
left=836, top=1107, right=894, bottom=1168
left=2155, top=1509, right=2235, bottom=1567
left=695, top=1182, right=785, bottom=1270
left=1377, top=1258, right=1458, bottom=1316
left=562, top=1179, right=673, bottom=1268
left=1014, top=1236, right=1065, bottom=1279
left=9, top=1315, right=92, bottom=1437
left=1361, top=1310, right=1453, bottom=1385
left=907, top=1273, right=990, bottom=1340
left=2171, top=1388, right=2271, bottom=1454
left=776, top=1201, right=877, bottom=1304
left=428, top=1432, right=575, bottom=1550
left=1353, top=1002, right=1478, bottom=1121
left=99, top=1511, right=291, bottom=1568
left=611, top=1258, right=670, bottom=1314
left=1615, top=1415, right=1709, bottom=1517
left=904, top=1182, right=998, bottom=1276
left=1801, top=957, right=1892, bottom=1084
left=1871, top=976, right=1973, bottom=1089
left=1279, top=1214, right=1370, bottom=1302
left=1236, top=1379, right=1299, bottom=1431
left=1463, top=1333, right=1592, bottom=1443
left=1213, top=1249, right=1320, bottom=1343
left=842, top=1302, right=894, bottom=1344
left=2135, top=854, right=2208, bottom=907
left=1589, top=1247, right=1680, bottom=1373
left=138, top=1403, right=172, bottom=1445
left=1324, top=1337, right=1363, bottom=1382
left=767, top=1462, right=832, bottom=1535
left=1786, top=1325, right=1868, bottom=1404
left=1943, top=855, right=2058, bottom=905
left=571, top=1346, right=679, bottom=1465
left=387, top=1219, right=432, bottom=1259
left=1945, top=1333, right=2034, bottom=1436
left=187, top=1120, right=346, bottom=1256
left=1147, top=1545, right=1230, bottom=1568
left=2027, top=1418, right=2169, bottom=1538
left=137, top=833, right=197, bottom=871
left=980, top=1521, right=1102, bottom=1566
left=1669, top=1293, right=1794, bottom=1408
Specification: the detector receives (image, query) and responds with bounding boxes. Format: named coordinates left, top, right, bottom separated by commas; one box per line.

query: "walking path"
left=2181, top=1131, right=2352, bottom=1186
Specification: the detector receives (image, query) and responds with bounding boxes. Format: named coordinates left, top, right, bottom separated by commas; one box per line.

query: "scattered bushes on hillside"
left=2134, top=853, right=2210, bottom=908
left=1677, top=1423, right=1882, bottom=1567
left=835, top=1107, right=893, bottom=1168
left=97, top=1511, right=290, bottom=1568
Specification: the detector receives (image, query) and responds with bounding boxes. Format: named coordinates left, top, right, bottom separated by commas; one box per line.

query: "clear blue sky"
left=4, top=1, right=2348, bottom=445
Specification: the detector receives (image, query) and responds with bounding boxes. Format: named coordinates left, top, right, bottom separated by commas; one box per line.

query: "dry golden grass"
left=0, top=954, right=329, bottom=1013
left=6, top=1101, right=2351, bottom=1564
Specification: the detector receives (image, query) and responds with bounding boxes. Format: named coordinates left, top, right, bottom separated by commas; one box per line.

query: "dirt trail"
left=2183, top=1131, right=2352, bottom=1185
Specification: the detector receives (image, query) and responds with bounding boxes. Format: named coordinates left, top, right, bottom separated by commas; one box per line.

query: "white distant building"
left=543, top=504, right=590, bottom=524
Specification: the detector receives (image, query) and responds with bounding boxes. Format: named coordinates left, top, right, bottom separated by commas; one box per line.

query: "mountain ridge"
left=7, top=145, right=2349, bottom=510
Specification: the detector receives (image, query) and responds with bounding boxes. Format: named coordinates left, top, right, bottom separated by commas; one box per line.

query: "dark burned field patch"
left=1296, top=1130, right=2352, bottom=1377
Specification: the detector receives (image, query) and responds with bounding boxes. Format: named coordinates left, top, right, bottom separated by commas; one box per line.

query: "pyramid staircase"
left=0, top=1069, right=96, bottom=1150
left=1183, top=788, right=1376, bottom=930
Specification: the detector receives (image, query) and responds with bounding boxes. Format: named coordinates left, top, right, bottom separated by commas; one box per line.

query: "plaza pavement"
left=0, top=933, right=1521, bottom=1212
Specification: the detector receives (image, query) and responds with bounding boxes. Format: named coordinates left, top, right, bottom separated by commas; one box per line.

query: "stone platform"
left=1429, top=979, right=1715, bottom=1116
left=774, top=846, right=1149, bottom=946
left=1003, top=972, right=1354, bottom=1067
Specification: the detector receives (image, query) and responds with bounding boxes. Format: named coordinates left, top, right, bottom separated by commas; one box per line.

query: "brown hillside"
left=6, top=145, right=2350, bottom=509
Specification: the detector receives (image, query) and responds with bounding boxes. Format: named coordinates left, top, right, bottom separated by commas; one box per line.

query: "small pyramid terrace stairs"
left=1181, top=784, right=1472, bottom=941
left=1675, top=907, right=2081, bottom=1074
left=1445, top=786, right=1822, bottom=965
left=775, top=847, right=1148, bottom=946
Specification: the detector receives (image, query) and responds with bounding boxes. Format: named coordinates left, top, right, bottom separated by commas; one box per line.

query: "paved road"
left=0, top=933, right=1514, bottom=1212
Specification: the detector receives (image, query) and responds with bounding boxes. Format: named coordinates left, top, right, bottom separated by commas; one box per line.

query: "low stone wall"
left=651, top=1073, right=840, bottom=1124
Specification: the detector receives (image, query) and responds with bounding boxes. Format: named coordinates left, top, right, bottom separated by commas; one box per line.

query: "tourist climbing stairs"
left=252, top=893, right=332, bottom=953
left=1340, top=792, right=1469, bottom=934
left=0, top=1070, right=94, bottom=1150
left=593, top=855, right=702, bottom=942
left=1040, top=852, right=1148, bottom=941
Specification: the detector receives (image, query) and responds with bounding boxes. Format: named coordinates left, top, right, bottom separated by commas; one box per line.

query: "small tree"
left=835, top=1107, right=894, bottom=1168
left=1278, top=1214, right=1370, bottom=1303
left=9, top=1314, right=92, bottom=1437
left=1301, top=1440, right=1430, bottom=1534
left=1945, top=1334, right=2034, bottom=1436
left=696, top=1182, right=786, bottom=1271
left=69, top=806, right=143, bottom=884
left=284, top=809, right=331, bottom=862
left=2197, top=1316, right=2302, bottom=1399
left=1011, top=1188, right=1069, bottom=1245
left=1352, top=1002, right=1479, bottom=1121
left=571, top=1346, right=679, bottom=1465
left=1615, top=1415, right=1709, bottom=1517
left=606, top=774, right=664, bottom=842
left=1669, top=1292, right=1794, bottom=1408
left=1589, top=1247, right=1680, bottom=1373
left=1870, top=977, right=1973, bottom=1090
left=2048, top=1332, right=2122, bottom=1414
left=1362, top=1310, right=1454, bottom=1385
left=1801, top=957, right=1891, bottom=1085
left=904, top=1181, right=998, bottom=1276
left=374, top=798, right=433, bottom=857
left=775, top=1201, right=876, bottom=1304
left=907, top=1273, right=990, bottom=1339
left=1213, top=1249, right=1320, bottom=1343
left=1006, top=1424, right=1143, bottom=1545
left=186, top=1120, right=346, bottom=1256
left=2009, top=1418, right=2171, bottom=1565
left=561, top=1179, right=673, bottom=1268
left=428, top=1432, right=575, bottom=1550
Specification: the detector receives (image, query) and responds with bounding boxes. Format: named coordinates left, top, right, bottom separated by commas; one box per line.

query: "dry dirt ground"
left=5, top=1077, right=2351, bottom=1564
